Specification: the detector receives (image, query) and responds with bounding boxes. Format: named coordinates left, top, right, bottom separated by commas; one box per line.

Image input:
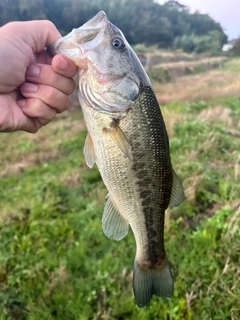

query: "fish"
left=47, top=11, right=185, bottom=308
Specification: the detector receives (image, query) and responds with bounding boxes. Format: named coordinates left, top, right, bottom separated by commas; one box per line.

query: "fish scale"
left=47, top=10, right=185, bottom=308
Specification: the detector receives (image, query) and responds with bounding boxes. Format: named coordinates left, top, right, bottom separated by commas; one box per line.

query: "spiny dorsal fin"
left=103, top=122, right=133, bottom=161
left=169, top=169, right=185, bottom=207
left=83, top=133, right=96, bottom=168
left=102, top=194, right=129, bottom=241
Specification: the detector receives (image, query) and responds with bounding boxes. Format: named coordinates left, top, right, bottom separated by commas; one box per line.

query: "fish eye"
left=112, top=37, right=125, bottom=50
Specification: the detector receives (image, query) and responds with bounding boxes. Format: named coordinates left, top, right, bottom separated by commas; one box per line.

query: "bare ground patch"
left=199, top=105, right=233, bottom=125
left=155, top=70, right=240, bottom=104
left=0, top=113, right=86, bottom=177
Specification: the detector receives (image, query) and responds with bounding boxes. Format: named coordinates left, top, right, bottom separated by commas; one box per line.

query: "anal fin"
left=102, top=195, right=129, bottom=241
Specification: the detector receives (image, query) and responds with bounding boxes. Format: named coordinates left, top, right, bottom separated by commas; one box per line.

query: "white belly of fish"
left=81, top=101, right=147, bottom=260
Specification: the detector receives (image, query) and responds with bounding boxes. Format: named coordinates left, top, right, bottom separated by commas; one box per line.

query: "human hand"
left=0, top=20, right=77, bottom=133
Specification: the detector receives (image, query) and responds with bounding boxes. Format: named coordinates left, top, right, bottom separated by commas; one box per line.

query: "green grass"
left=0, top=70, right=240, bottom=319
left=222, top=58, right=240, bottom=73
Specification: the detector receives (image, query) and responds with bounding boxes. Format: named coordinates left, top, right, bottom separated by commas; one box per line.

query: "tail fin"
left=133, top=256, right=174, bottom=308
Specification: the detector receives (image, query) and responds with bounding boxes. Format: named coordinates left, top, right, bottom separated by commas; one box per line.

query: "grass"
left=148, top=57, right=228, bottom=82
left=0, top=57, right=240, bottom=319
left=154, top=58, right=240, bottom=105
left=133, top=46, right=195, bottom=63
left=222, top=58, right=240, bottom=73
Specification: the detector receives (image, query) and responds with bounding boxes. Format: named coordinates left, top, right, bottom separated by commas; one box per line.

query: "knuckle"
left=40, top=110, right=56, bottom=124
left=47, top=86, right=57, bottom=102
left=32, top=98, right=43, bottom=112
left=42, top=20, right=57, bottom=31
left=29, top=123, right=40, bottom=134
left=39, top=119, right=50, bottom=126
left=57, top=96, right=71, bottom=113
left=66, top=97, right=71, bottom=109
left=37, top=108, right=56, bottom=126
left=25, top=97, right=40, bottom=114
left=50, top=72, right=59, bottom=86
left=68, top=79, right=76, bottom=94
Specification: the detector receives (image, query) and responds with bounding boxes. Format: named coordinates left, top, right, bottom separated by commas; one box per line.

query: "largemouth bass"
left=48, top=11, right=185, bottom=308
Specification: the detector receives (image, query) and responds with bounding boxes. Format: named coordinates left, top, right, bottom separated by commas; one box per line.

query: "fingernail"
left=21, top=83, right=38, bottom=93
left=58, top=57, right=69, bottom=70
left=26, top=65, right=40, bottom=77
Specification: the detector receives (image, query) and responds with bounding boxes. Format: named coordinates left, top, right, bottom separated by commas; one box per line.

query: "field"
left=0, top=56, right=240, bottom=320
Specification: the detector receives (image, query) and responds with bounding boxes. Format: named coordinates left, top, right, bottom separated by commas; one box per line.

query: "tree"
left=164, top=0, right=189, bottom=11
left=232, top=38, right=240, bottom=56
left=0, top=0, right=227, bottom=54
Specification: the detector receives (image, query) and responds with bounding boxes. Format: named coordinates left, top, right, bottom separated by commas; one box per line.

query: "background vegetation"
left=1, top=0, right=240, bottom=319
left=0, top=0, right=227, bottom=54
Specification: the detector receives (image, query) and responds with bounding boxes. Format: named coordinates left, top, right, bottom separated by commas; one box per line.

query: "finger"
left=19, top=116, right=42, bottom=133
left=51, top=54, right=77, bottom=78
left=0, top=93, right=41, bottom=133
left=25, top=63, right=76, bottom=95
left=18, top=98, right=57, bottom=126
left=20, top=83, right=71, bottom=113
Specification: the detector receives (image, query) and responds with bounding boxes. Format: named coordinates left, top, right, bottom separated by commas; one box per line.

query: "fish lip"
left=47, top=11, right=109, bottom=58
left=81, top=11, right=107, bottom=28
left=47, top=31, right=81, bottom=57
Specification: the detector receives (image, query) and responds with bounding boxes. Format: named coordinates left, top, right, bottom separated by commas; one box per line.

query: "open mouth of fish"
left=48, top=11, right=111, bottom=67
left=48, top=11, right=142, bottom=113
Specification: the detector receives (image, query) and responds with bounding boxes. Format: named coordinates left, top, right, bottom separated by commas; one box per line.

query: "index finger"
left=51, top=54, right=77, bottom=78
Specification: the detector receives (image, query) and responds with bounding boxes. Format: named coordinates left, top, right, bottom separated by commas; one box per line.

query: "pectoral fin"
left=83, top=133, right=96, bottom=168
left=102, top=195, right=129, bottom=241
left=169, top=170, right=185, bottom=207
left=104, top=122, right=133, bottom=161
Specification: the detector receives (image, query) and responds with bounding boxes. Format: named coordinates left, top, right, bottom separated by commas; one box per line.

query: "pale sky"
left=158, top=0, right=240, bottom=40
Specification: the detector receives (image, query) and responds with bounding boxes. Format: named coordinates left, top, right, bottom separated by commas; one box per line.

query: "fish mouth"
left=81, top=10, right=107, bottom=29
left=47, top=11, right=108, bottom=61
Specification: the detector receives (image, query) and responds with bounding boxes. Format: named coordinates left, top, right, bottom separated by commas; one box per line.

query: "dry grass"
left=0, top=150, right=59, bottom=178
left=155, top=57, right=227, bottom=70
left=162, top=108, right=187, bottom=138
left=143, top=51, right=195, bottom=69
left=0, top=113, right=86, bottom=177
left=155, top=69, right=240, bottom=104
left=154, top=57, right=227, bottom=79
left=199, top=105, right=233, bottom=125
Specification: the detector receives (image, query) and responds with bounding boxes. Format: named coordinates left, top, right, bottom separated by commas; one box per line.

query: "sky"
left=158, top=0, right=240, bottom=40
